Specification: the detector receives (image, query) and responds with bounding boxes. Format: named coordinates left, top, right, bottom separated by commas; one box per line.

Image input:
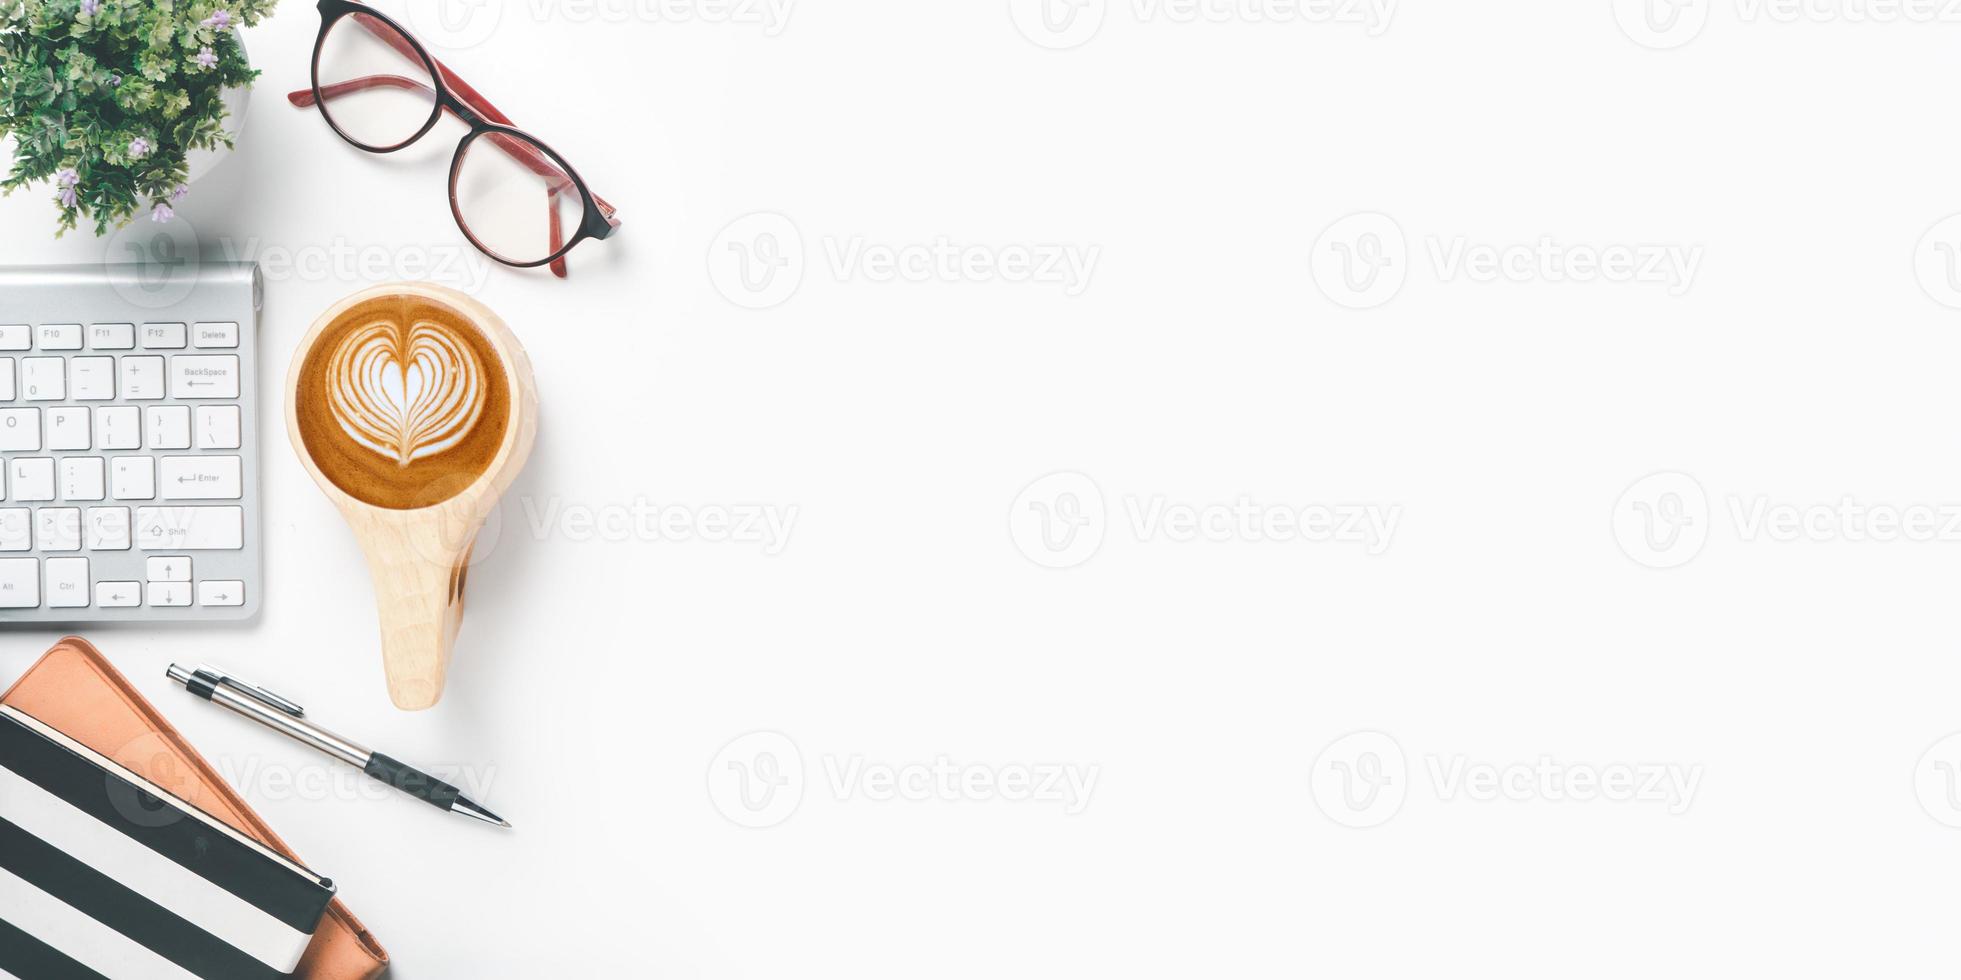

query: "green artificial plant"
left=0, top=0, right=274, bottom=235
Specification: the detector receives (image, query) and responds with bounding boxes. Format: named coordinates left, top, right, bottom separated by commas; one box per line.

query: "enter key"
left=159, top=455, right=242, bottom=500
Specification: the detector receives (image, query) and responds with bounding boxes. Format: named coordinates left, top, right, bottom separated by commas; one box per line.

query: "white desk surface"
left=4, top=1, right=1961, bottom=974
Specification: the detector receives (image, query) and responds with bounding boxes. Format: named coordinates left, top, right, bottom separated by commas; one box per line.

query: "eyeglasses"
left=287, top=0, right=620, bottom=278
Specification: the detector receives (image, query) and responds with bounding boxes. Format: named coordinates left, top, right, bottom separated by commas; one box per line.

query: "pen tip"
left=450, top=797, right=511, bottom=829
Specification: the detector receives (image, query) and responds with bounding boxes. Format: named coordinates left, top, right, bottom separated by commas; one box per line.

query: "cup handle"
left=352, top=503, right=484, bottom=710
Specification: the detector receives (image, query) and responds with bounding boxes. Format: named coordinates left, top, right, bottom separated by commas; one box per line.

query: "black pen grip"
left=363, top=753, right=461, bottom=811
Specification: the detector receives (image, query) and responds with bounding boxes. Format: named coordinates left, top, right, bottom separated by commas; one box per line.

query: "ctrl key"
left=0, top=558, right=37, bottom=608
left=44, top=558, right=88, bottom=608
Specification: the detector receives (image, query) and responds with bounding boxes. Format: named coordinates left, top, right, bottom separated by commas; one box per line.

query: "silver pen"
left=165, top=664, right=509, bottom=828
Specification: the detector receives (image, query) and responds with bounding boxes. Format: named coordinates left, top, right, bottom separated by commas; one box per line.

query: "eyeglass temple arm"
left=548, top=185, right=567, bottom=278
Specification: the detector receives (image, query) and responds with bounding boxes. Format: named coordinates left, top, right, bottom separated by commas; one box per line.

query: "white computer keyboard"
left=0, top=263, right=262, bottom=623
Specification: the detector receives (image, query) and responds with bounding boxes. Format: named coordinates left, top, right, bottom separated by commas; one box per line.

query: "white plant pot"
left=184, top=56, right=251, bottom=184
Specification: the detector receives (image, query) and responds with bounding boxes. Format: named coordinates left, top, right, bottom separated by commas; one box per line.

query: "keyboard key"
left=196, top=405, right=240, bottom=449
left=198, top=580, right=245, bottom=607
left=21, top=357, right=63, bottom=400
left=120, top=355, right=164, bottom=399
left=0, top=510, right=29, bottom=552
left=136, top=506, right=243, bottom=550
left=193, top=322, right=239, bottom=348
left=60, top=458, right=104, bottom=501
left=146, top=405, right=190, bottom=449
left=69, top=356, right=114, bottom=400
left=11, top=459, right=53, bottom=501
left=146, top=581, right=191, bottom=607
left=45, top=407, right=89, bottom=451
left=44, top=557, right=87, bottom=608
left=35, top=508, right=80, bottom=551
left=87, top=507, right=130, bottom=551
left=160, top=455, right=241, bottom=500
left=96, top=406, right=140, bottom=450
left=169, top=355, right=239, bottom=399
left=37, top=324, right=81, bottom=350
left=4, top=273, right=258, bottom=621
left=0, top=409, right=40, bottom=451
left=96, top=582, right=140, bottom=607
left=111, top=457, right=156, bottom=500
left=89, top=323, right=135, bottom=349
left=0, top=559, right=38, bottom=607
left=141, top=322, right=187, bottom=348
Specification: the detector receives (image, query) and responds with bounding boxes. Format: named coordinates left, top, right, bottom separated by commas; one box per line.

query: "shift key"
left=137, top=506, right=243, bottom=550
left=169, top=355, right=239, bottom=399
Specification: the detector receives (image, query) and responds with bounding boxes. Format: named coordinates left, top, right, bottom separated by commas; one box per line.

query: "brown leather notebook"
left=0, top=637, right=389, bottom=979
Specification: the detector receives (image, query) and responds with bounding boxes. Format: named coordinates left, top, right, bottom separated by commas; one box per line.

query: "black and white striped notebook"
left=0, top=704, right=336, bottom=979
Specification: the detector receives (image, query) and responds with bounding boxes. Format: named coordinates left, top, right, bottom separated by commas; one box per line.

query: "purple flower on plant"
left=109, top=73, right=122, bottom=87
left=170, top=185, right=188, bottom=203
left=202, top=9, right=233, bottom=30
left=150, top=202, right=174, bottom=223
left=80, top=0, right=99, bottom=16
left=194, top=47, right=218, bottom=69
left=54, top=168, right=80, bottom=208
left=128, top=137, right=150, bottom=159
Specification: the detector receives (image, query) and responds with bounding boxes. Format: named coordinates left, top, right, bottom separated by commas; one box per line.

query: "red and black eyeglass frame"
left=286, top=0, right=620, bottom=278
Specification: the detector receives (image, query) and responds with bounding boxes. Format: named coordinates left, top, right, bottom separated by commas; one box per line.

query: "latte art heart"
left=325, top=319, right=488, bottom=466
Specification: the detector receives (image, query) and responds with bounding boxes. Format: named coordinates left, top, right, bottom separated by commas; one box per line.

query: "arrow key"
left=146, top=556, right=190, bottom=582
left=197, top=580, right=244, bottom=607
left=146, top=581, right=190, bottom=607
left=96, top=581, right=139, bottom=608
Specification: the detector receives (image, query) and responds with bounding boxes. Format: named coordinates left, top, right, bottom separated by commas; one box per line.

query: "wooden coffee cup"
left=286, top=282, right=538, bottom=710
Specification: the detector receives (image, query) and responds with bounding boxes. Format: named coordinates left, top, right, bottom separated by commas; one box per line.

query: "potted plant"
left=0, top=0, right=273, bottom=235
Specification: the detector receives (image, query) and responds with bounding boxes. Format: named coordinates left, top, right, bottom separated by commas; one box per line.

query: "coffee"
left=294, top=292, right=510, bottom=510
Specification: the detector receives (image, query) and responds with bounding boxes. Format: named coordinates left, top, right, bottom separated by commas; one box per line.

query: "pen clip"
left=192, top=665, right=305, bottom=717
